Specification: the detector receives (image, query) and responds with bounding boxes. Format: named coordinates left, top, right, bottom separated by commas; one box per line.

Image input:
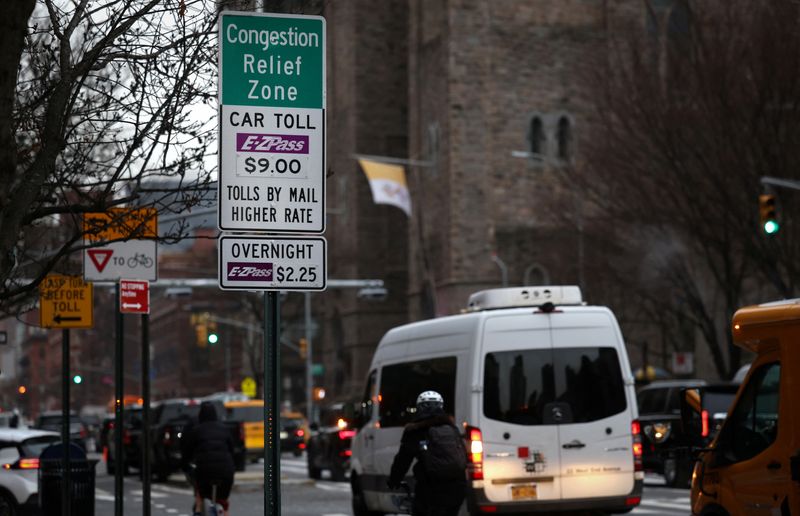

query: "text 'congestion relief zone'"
left=219, top=12, right=326, bottom=233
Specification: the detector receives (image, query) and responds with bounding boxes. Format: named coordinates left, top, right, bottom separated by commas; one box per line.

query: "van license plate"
left=279, top=431, right=288, bottom=439
left=511, top=484, right=537, bottom=500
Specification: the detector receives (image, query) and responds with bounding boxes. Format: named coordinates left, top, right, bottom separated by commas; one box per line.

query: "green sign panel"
left=220, top=12, right=325, bottom=109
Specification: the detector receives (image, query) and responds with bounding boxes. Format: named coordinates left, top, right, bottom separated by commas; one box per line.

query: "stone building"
left=315, top=0, right=655, bottom=402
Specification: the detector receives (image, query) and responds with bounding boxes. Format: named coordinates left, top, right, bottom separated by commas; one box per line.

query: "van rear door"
left=550, top=312, right=634, bottom=500
left=479, top=313, right=561, bottom=504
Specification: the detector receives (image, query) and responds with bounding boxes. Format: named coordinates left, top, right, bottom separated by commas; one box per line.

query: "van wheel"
left=0, top=491, right=17, bottom=516
left=351, top=474, right=384, bottom=516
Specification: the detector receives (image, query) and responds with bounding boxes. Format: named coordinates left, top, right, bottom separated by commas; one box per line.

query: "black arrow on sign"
left=54, top=314, right=81, bottom=323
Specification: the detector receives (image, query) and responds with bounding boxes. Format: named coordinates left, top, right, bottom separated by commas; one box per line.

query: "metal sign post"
left=114, top=284, right=124, bottom=516
left=264, top=292, right=281, bottom=515
left=142, top=313, right=151, bottom=516
left=218, top=12, right=326, bottom=515
left=61, top=329, right=71, bottom=516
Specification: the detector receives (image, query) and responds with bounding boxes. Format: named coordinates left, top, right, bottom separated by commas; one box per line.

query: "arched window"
left=529, top=116, right=545, bottom=155
left=557, top=116, right=572, bottom=161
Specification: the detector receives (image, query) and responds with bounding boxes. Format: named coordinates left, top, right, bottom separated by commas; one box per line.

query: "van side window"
left=379, top=357, right=457, bottom=428
left=719, top=362, right=780, bottom=464
left=357, top=370, right=377, bottom=428
left=484, top=347, right=627, bottom=425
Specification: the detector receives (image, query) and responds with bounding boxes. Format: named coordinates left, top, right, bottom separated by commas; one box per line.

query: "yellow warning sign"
left=39, top=274, right=93, bottom=329
left=83, top=208, right=158, bottom=242
left=241, top=377, right=257, bottom=398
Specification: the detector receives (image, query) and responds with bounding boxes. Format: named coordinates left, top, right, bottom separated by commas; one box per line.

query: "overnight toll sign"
left=219, top=12, right=325, bottom=233
left=218, top=235, right=327, bottom=291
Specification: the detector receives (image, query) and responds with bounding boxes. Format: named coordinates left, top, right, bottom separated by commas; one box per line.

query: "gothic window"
left=557, top=116, right=572, bottom=161
left=529, top=116, right=545, bottom=155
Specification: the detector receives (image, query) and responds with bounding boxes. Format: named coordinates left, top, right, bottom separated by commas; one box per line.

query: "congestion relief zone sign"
left=219, top=12, right=326, bottom=233
left=218, top=235, right=327, bottom=291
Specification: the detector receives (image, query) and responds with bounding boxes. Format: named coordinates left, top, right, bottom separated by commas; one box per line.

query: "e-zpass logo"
left=227, top=262, right=273, bottom=281
left=236, top=133, right=308, bottom=154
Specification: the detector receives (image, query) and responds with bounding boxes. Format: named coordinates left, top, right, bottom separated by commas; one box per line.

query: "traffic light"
left=191, top=312, right=209, bottom=348
left=759, top=194, right=780, bottom=234
left=313, top=387, right=326, bottom=401
left=73, top=375, right=83, bottom=384
left=298, top=338, right=307, bottom=359
left=207, top=321, right=219, bottom=345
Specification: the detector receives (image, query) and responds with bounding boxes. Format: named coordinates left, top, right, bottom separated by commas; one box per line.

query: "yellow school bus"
left=688, top=299, right=800, bottom=515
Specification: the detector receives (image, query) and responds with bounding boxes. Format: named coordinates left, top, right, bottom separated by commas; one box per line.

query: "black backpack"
left=419, top=424, right=467, bottom=482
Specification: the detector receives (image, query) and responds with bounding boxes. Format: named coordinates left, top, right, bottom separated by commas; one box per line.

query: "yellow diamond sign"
left=241, top=376, right=257, bottom=398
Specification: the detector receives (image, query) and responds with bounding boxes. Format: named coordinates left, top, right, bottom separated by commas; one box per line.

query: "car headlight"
left=643, top=422, right=672, bottom=443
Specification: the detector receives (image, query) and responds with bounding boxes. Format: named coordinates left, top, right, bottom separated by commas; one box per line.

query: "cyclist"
left=388, top=391, right=467, bottom=516
left=181, top=401, right=235, bottom=515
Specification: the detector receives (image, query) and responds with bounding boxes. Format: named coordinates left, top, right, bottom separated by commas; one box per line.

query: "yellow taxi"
left=224, top=401, right=309, bottom=460
left=224, top=400, right=265, bottom=462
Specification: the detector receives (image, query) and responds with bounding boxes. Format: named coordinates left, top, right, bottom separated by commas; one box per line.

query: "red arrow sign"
left=120, top=279, right=149, bottom=314
left=87, top=249, right=113, bottom=272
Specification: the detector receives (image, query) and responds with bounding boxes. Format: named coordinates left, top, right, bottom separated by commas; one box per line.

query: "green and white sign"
left=218, top=12, right=326, bottom=233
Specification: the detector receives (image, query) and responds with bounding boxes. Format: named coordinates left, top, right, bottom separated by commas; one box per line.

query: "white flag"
left=358, top=159, right=412, bottom=217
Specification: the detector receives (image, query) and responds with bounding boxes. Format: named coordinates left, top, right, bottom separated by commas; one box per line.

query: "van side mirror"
left=680, top=387, right=705, bottom=449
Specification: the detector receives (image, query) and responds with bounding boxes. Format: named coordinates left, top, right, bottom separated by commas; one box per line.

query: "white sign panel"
left=218, top=12, right=326, bottom=234
left=218, top=235, right=326, bottom=291
left=219, top=106, right=324, bottom=232
left=84, top=240, right=157, bottom=281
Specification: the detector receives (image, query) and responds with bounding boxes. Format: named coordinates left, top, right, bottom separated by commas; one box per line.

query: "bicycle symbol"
left=127, top=253, right=154, bottom=268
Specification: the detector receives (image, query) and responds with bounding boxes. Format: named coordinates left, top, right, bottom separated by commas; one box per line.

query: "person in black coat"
left=181, top=401, right=235, bottom=515
left=388, top=391, right=467, bottom=516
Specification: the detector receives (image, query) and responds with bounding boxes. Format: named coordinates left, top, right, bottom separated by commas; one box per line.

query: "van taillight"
left=631, top=420, right=643, bottom=472
left=123, top=429, right=131, bottom=445
left=466, top=426, right=484, bottom=480
left=701, top=410, right=709, bottom=438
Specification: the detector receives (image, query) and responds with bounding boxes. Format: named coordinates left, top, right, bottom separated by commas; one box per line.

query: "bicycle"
left=184, top=466, right=225, bottom=516
left=388, top=481, right=414, bottom=514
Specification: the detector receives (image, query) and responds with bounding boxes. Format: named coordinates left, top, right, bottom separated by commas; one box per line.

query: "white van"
left=350, top=286, right=643, bottom=515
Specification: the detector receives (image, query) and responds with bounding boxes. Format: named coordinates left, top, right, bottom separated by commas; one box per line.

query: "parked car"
left=0, top=428, right=60, bottom=514
left=106, top=405, right=143, bottom=475
left=280, top=411, right=308, bottom=457
left=33, top=411, right=89, bottom=451
left=307, top=403, right=356, bottom=481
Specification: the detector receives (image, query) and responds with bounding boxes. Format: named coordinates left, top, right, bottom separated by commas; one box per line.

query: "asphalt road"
left=93, top=455, right=691, bottom=516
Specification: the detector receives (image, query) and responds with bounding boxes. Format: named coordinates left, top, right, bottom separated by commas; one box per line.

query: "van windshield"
left=484, top=347, right=627, bottom=425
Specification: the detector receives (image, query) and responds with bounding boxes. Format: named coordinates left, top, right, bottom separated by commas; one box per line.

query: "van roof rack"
left=466, top=286, right=583, bottom=312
